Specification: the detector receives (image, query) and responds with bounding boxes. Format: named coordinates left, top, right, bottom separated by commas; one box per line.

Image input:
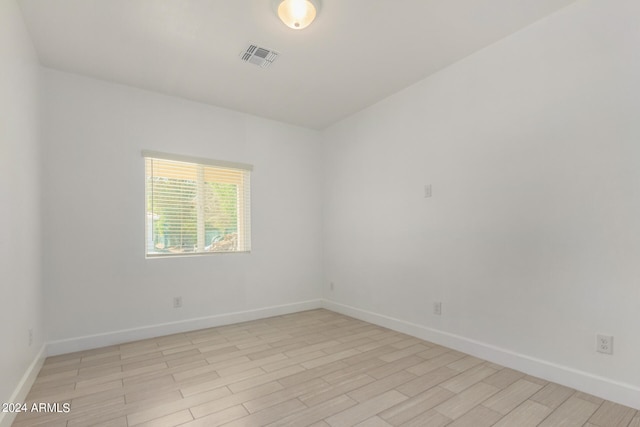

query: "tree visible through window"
left=144, top=152, right=251, bottom=256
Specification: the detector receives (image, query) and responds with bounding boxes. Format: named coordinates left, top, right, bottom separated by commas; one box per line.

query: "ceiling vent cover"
left=240, top=44, right=279, bottom=68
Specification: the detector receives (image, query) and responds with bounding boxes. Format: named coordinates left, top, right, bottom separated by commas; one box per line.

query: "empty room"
left=1, top=0, right=639, bottom=426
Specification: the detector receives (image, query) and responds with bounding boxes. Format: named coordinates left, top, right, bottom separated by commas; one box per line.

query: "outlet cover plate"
left=597, top=334, right=613, bottom=354
left=434, top=302, right=442, bottom=316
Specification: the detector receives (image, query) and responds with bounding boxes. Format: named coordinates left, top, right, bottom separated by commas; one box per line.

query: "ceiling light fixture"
left=276, top=0, right=320, bottom=30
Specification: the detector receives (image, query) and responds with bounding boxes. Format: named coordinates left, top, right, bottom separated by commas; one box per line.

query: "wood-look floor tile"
left=172, top=361, right=227, bottom=383
left=134, top=409, right=193, bottom=427
left=277, top=361, right=349, bottom=388
left=629, top=416, right=640, bottom=427
left=28, top=380, right=117, bottom=405
left=12, top=415, right=68, bottom=427
left=25, top=382, right=77, bottom=402
left=530, top=382, right=575, bottom=409
left=327, top=338, right=377, bottom=354
left=299, top=374, right=374, bottom=407
left=42, top=355, right=81, bottom=368
left=434, top=382, right=500, bottom=420
left=70, top=386, right=129, bottom=409
left=284, top=341, right=341, bottom=358
left=80, top=345, right=121, bottom=358
left=165, top=353, right=206, bottom=368
left=396, top=366, right=458, bottom=397
left=366, top=355, right=423, bottom=380
left=574, top=391, right=604, bottom=405
left=492, top=399, right=551, bottom=427
left=267, top=393, right=358, bottom=427
left=78, top=364, right=123, bottom=379
left=483, top=361, right=505, bottom=371
left=447, top=355, right=485, bottom=372
left=247, top=342, right=305, bottom=360
left=126, top=371, right=208, bottom=403
left=223, top=398, right=306, bottom=427
left=481, top=379, right=543, bottom=415
left=16, top=310, right=640, bottom=427
left=189, top=381, right=283, bottom=419
left=537, top=396, right=600, bottom=427
left=440, top=364, right=497, bottom=394
left=32, top=369, right=79, bottom=386
left=341, top=346, right=398, bottom=366
left=205, top=344, right=272, bottom=364
left=301, top=349, right=361, bottom=370
left=325, top=390, right=407, bottom=427
left=446, top=404, right=503, bottom=427
left=336, top=327, right=388, bottom=343
left=379, top=386, right=454, bottom=425
left=390, top=338, right=423, bottom=350
left=416, top=345, right=451, bottom=360
left=523, top=374, right=549, bottom=386
left=215, top=353, right=287, bottom=377
left=588, top=400, right=636, bottom=427
left=482, top=368, right=525, bottom=389
left=321, top=358, right=385, bottom=385
left=127, top=386, right=230, bottom=425
left=65, top=397, right=127, bottom=427
left=347, top=370, right=416, bottom=403
left=261, top=350, right=327, bottom=373
left=243, top=378, right=327, bottom=413
left=181, top=405, right=248, bottom=427
left=378, top=344, right=430, bottom=363
left=37, top=363, right=82, bottom=377
left=91, top=415, right=128, bottom=427
left=11, top=409, right=67, bottom=427
left=75, top=362, right=167, bottom=389
left=406, top=351, right=466, bottom=376
left=353, top=416, right=393, bottom=427
left=368, top=334, right=408, bottom=348
left=179, top=367, right=263, bottom=397
left=227, top=365, right=306, bottom=393
left=399, top=408, right=452, bottom=427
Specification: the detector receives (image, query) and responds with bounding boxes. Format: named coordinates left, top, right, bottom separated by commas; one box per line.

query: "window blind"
left=143, top=152, right=251, bottom=257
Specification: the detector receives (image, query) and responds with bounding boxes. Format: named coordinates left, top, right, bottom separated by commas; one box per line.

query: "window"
left=143, top=151, right=252, bottom=257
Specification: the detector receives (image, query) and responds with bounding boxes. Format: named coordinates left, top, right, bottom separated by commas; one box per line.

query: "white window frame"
left=143, top=150, right=252, bottom=258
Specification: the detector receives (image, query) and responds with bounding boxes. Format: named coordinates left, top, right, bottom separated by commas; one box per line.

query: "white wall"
left=7, top=0, right=640, bottom=412
left=323, top=0, right=640, bottom=407
left=40, top=69, right=323, bottom=349
left=0, top=0, right=44, bottom=416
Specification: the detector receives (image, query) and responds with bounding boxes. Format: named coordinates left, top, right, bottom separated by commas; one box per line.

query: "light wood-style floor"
left=13, top=309, right=639, bottom=427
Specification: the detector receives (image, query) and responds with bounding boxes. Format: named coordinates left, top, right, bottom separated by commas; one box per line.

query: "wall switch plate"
left=173, top=296, right=183, bottom=308
left=28, top=328, right=33, bottom=346
left=330, top=282, right=334, bottom=291
left=433, top=302, right=442, bottom=315
left=597, top=334, right=613, bottom=354
left=424, top=184, right=432, bottom=198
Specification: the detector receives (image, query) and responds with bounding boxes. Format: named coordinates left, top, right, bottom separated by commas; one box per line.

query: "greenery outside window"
left=143, top=151, right=252, bottom=257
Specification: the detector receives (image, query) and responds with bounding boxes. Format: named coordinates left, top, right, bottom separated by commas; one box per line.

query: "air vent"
left=240, top=44, right=279, bottom=68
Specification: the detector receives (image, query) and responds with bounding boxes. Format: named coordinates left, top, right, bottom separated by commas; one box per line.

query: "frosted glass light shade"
left=277, top=0, right=317, bottom=30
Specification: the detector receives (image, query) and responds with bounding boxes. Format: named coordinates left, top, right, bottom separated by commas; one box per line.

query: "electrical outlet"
left=28, top=329, right=33, bottom=346
left=330, top=282, right=334, bottom=291
left=433, top=302, right=442, bottom=316
left=597, top=334, right=613, bottom=354
left=173, top=296, right=183, bottom=309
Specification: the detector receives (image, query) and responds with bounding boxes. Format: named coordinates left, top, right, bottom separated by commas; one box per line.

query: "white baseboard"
left=322, top=299, right=640, bottom=411
left=47, top=299, right=323, bottom=356
left=0, top=344, right=46, bottom=427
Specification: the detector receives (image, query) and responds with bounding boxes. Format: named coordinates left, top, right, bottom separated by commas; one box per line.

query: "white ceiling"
left=18, top=0, right=577, bottom=129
